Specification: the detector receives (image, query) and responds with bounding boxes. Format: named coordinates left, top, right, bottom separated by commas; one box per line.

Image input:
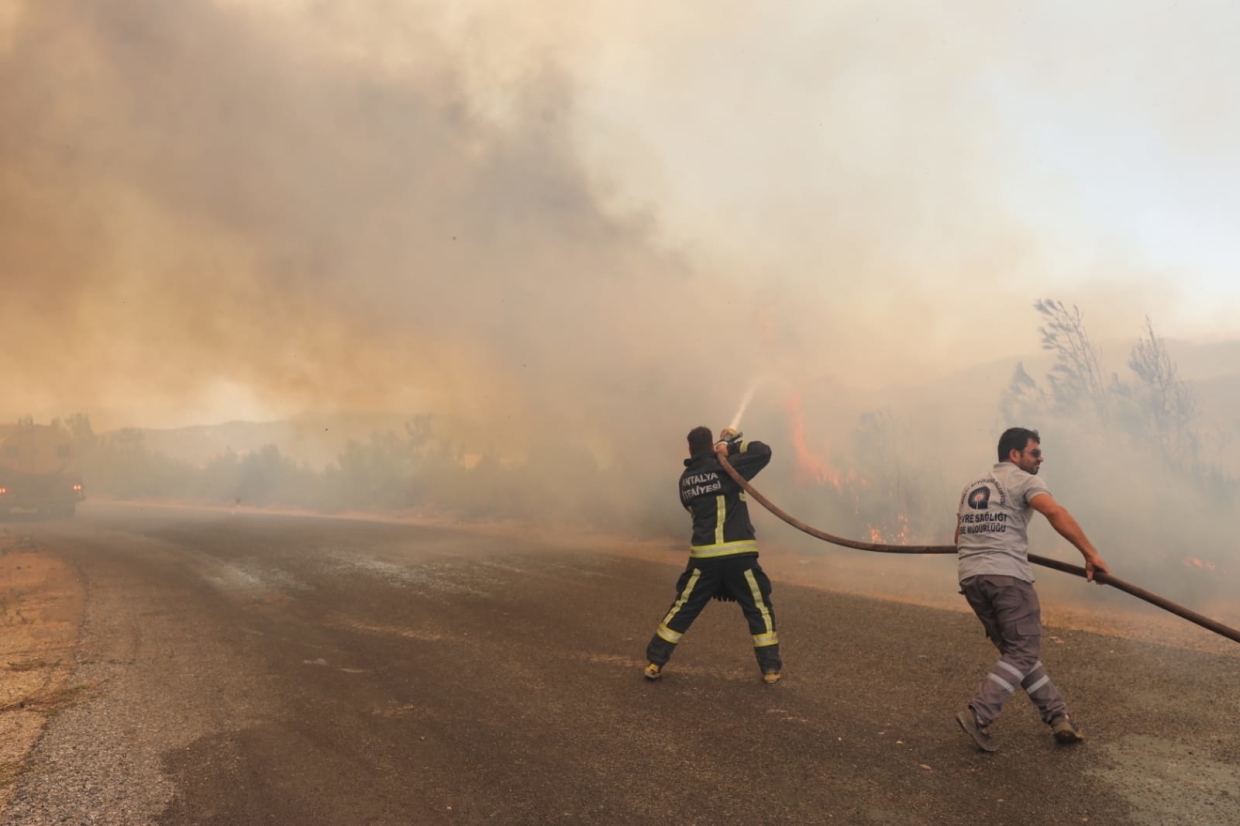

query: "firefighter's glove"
left=718, top=428, right=742, bottom=444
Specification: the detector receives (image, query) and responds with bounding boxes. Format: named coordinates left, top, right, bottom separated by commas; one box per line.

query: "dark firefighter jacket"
left=679, top=439, right=772, bottom=559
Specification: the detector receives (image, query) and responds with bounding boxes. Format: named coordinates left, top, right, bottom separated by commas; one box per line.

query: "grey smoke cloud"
left=2, top=1, right=1240, bottom=476
left=1, top=0, right=1235, bottom=463
left=0, top=0, right=767, bottom=448
left=2, top=0, right=1237, bottom=621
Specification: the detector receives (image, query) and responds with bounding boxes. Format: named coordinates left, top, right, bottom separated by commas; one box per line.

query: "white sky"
left=426, top=0, right=1240, bottom=340
left=208, top=0, right=1240, bottom=342
left=625, top=6, right=1229, bottom=321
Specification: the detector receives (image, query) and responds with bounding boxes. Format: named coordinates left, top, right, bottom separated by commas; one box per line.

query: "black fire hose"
left=717, top=454, right=1240, bottom=646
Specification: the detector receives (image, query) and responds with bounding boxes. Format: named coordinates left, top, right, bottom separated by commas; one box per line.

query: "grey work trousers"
left=960, top=575, right=1068, bottom=726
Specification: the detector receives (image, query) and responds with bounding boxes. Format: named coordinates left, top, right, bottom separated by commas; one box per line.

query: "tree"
left=1000, top=361, right=1047, bottom=423
left=1122, top=317, right=1199, bottom=471
left=63, top=413, right=97, bottom=456
left=1034, top=299, right=1110, bottom=418
left=333, top=431, right=419, bottom=511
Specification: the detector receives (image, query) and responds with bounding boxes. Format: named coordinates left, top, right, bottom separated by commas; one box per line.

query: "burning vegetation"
left=41, top=302, right=1237, bottom=600
left=31, top=300, right=1232, bottom=614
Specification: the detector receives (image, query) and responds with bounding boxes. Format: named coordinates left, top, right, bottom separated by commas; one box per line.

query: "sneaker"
left=762, top=670, right=781, bottom=684
left=643, top=663, right=662, bottom=681
left=956, top=710, right=998, bottom=753
left=1050, top=714, right=1084, bottom=744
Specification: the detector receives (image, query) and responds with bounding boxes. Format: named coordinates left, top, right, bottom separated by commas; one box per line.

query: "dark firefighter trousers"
left=645, top=555, right=782, bottom=674
left=960, top=574, right=1068, bottom=726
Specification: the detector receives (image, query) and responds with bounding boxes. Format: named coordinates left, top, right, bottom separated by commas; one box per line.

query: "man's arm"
left=954, top=515, right=960, bottom=546
left=715, top=438, right=772, bottom=481
left=1029, top=493, right=1111, bottom=582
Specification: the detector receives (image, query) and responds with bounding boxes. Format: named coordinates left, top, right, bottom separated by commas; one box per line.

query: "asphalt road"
left=3, top=502, right=1240, bottom=825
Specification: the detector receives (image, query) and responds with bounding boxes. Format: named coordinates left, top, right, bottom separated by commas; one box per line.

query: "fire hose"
left=716, top=453, right=1240, bottom=646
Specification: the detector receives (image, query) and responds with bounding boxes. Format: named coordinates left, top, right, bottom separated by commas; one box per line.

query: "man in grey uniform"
left=954, top=427, right=1110, bottom=752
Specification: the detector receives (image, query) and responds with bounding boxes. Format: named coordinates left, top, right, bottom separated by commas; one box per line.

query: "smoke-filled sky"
left=2, top=0, right=1238, bottom=446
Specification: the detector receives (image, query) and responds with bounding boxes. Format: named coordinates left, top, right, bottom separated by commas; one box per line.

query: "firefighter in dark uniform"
left=643, top=426, right=782, bottom=683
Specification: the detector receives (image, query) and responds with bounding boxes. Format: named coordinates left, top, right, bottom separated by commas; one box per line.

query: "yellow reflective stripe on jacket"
left=689, top=539, right=759, bottom=559
left=714, top=495, right=726, bottom=545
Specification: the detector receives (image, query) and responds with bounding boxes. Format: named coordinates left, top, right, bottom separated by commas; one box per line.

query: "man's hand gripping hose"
left=714, top=428, right=742, bottom=455
left=715, top=453, right=1240, bottom=646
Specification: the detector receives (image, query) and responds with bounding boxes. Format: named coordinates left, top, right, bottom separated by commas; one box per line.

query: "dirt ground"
left=0, top=532, right=85, bottom=811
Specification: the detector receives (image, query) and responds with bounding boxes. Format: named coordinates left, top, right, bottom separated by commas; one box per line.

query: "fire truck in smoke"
left=0, top=422, right=85, bottom=518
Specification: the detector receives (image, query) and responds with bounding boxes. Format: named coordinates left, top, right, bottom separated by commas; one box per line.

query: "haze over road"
left=3, top=504, right=1238, bottom=825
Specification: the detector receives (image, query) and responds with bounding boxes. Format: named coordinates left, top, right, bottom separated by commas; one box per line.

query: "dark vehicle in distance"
left=0, top=423, right=85, bottom=518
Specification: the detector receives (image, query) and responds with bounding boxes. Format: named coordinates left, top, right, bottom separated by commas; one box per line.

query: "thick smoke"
left=3, top=2, right=1239, bottom=616
left=0, top=0, right=767, bottom=451
left=7, top=1, right=1235, bottom=433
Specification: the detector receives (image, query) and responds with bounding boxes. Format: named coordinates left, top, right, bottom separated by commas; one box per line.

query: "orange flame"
left=783, top=393, right=840, bottom=489
left=867, top=513, right=912, bottom=545
left=1183, top=557, right=1217, bottom=571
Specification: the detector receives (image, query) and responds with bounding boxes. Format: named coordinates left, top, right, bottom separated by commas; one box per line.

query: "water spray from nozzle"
left=729, top=376, right=770, bottom=431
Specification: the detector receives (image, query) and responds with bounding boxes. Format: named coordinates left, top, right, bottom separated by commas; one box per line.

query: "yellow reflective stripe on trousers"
left=744, top=569, right=775, bottom=643
left=752, top=631, right=779, bottom=647
left=714, top=495, right=726, bottom=545
left=658, top=567, right=702, bottom=640
left=656, top=624, right=683, bottom=644
left=689, top=540, right=759, bottom=558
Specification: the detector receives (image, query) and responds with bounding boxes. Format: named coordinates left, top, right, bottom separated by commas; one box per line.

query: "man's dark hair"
left=997, top=427, right=1040, bottom=462
left=687, top=426, right=714, bottom=456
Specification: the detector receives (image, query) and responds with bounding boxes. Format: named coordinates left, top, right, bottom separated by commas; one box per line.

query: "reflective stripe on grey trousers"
left=961, top=574, right=1069, bottom=726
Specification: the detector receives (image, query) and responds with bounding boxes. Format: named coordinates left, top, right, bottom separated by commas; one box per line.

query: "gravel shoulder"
left=0, top=532, right=85, bottom=814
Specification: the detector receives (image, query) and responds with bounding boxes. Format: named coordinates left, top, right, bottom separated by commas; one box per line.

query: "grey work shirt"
left=956, top=462, right=1051, bottom=584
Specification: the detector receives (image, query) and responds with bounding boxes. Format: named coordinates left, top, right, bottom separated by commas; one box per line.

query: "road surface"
left=2, top=503, right=1238, bottom=825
